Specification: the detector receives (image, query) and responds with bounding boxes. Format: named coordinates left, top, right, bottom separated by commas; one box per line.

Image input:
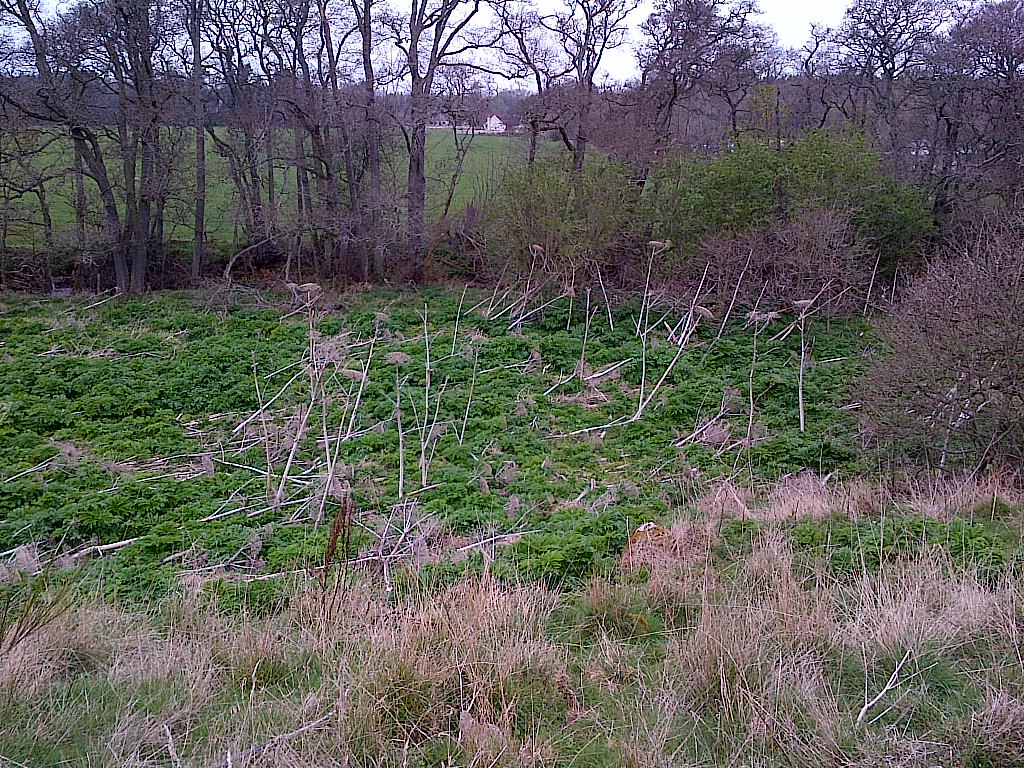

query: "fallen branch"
left=3, top=457, right=57, bottom=483
left=454, top=530, right=539, bottom=552
left=67, top=537, right=139, bottom=562
left=222, top=236, right=276, bottom=281
left=232, top=369, right=305, bottom=436
left=856, top=648, right=912, bottom=726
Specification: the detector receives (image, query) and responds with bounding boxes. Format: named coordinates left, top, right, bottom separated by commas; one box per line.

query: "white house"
left=483, top=114, right=507, bottom=134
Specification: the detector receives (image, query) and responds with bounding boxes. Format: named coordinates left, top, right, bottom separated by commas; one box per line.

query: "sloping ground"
left=1, top=287, right=1022, bottom=766
left=2, top=533, right=1023, bottom=766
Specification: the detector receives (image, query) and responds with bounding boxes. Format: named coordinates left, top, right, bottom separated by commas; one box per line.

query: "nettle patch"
left=1, top=287, right=870, bottom=598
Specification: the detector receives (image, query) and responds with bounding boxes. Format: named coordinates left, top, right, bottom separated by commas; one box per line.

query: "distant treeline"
left=0, top=0, right=1021, bottom=292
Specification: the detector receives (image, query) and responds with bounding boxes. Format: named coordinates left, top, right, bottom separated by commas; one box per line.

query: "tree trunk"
left=354, top=0, right=384, bottom=278
left=407, top=85, right=429, bottom=279
left=292, top=127, right=308, bottom=277
left=528, top=119, right=539, bottom=164
left=74, top=133, right=126, bottom=290
left=34, top=183, right=53, bottom=286
left=73, top=141, right=87, bottom=250
left=130, top=134, right=156, bottom=293
left=190, top=0, right=206, bottom=280
left=573, top=88, right=591, bottom=174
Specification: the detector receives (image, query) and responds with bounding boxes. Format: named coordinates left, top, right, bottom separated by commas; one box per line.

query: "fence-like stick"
left=344, top=334, right=375, bottom=439
left=395, top=371, right=405, bottom=500
left=234, top=368, right=305, bottom=435
left=451, top=285, right=467, bottom=357
left=863, top=252, right=881, bottom=315
left=798, top=313, right=807, bottom=433
left=458, top=353, right=478, bottom=445
left=596, top=268, right=614, bottom=330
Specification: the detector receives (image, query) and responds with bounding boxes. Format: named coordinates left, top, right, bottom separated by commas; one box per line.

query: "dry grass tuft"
left=696, top=478, right=752, bottom=519
left=331, top=578, right=571, bottom=762
left=899, top=469, right=1024, bottom=519
left=620, top=518, right=719, bottom=618
left=840, top=558, right=1014, bottom=656
left=697, top=469, right=1021, bottom=524
left=755, top=473, right=888, bottom=521
left=960, top=690, right=1024, bottom=765
left=0, top=604, right=128, bottom=695
left=763, top=472, right=835, bottom=520
left=667, top=534, right=834, bottom=725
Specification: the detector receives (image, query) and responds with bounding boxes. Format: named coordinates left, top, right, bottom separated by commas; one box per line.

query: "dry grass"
left=839, top=558, right=1016, bottom=655
left=1, top=579, right=571, bottom=766
left=1, top=473, right=1022, bottom=767
left=760, top=472, right=887, bottom=521
left=687, top=467, right=1021, bottom=524
left=695, top=478, right=752, bottom=519
left=899, top=469, right=1024, bottom=520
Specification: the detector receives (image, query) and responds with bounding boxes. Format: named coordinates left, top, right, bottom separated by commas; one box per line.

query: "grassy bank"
left=1, top=287, right=1022, bottom=765
left=3, top=522, right=1023, bottom=766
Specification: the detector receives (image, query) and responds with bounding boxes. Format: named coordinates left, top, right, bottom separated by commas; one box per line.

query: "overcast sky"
left=758, top=0, right=851, bottom=46
left=598, top=0, right=853, bottom=82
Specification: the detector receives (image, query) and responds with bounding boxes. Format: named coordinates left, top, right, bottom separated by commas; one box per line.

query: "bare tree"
left=490, top=0, right=573, bottom=162
left=540, top=0, right=639, bottom=173
left=383, top=0, right=497, bottom=277
left=351, top=0, right=388, bottom=277
left=925, top=0, right=1024, bottom=220
left=862, top=213, right=1024, bottom=471
left=185, top=0, right=206, bottom=279
left=0, top=0, right=176, bottom=292
left=836, top=0, right=955, bottom=160
left=638, top=0, right=756, bottom=152
left=703, top=25, right=780, bottom=137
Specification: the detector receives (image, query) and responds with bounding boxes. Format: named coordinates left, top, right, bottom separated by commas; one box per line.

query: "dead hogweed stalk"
left=312, top=496, right=357, bottom=618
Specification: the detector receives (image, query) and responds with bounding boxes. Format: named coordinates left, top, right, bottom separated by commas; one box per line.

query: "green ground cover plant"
left=1, top=287, right=1022, bottom=766
left=0, top=287, right=876, bottom=596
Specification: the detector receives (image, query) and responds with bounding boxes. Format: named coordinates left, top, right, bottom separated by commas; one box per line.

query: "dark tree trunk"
left=73, top=141, right=87, bottom=249
left=190, top=0, right=206, bottom=280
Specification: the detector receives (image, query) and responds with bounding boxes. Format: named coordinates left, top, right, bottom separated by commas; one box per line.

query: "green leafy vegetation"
left=645, top=133, right=936, bottom=274
left=791, top=515, right=1012, bottom=580
left=479, top=154, right=640, bottom=280
left=0, top=288, right=874, bottom=597
left=1, top=288, right=1022, bottom=767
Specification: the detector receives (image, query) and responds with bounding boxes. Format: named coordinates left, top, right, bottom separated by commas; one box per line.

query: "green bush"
left=479, top=155, right=640, bottom=284
left=645, top=133, right=935, bottom=276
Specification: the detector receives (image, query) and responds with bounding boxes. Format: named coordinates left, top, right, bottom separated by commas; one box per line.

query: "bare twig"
left=67, top=537, right=139, bottom=561
left=855, top=648, right=913, bottom=726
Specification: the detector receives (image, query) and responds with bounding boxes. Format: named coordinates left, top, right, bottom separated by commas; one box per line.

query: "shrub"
left=861, top=217, right=1024, bottom=470
left=696, top=206, right=874, bottom=313
left=645, top=132, right=935, bottom=280
left=478, top=155, right=640, bottom=289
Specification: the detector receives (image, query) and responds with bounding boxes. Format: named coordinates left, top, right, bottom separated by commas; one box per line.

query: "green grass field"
left=0, top=130, right=530, bottom=251
left=1, top=287, right=1022, bottom=766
